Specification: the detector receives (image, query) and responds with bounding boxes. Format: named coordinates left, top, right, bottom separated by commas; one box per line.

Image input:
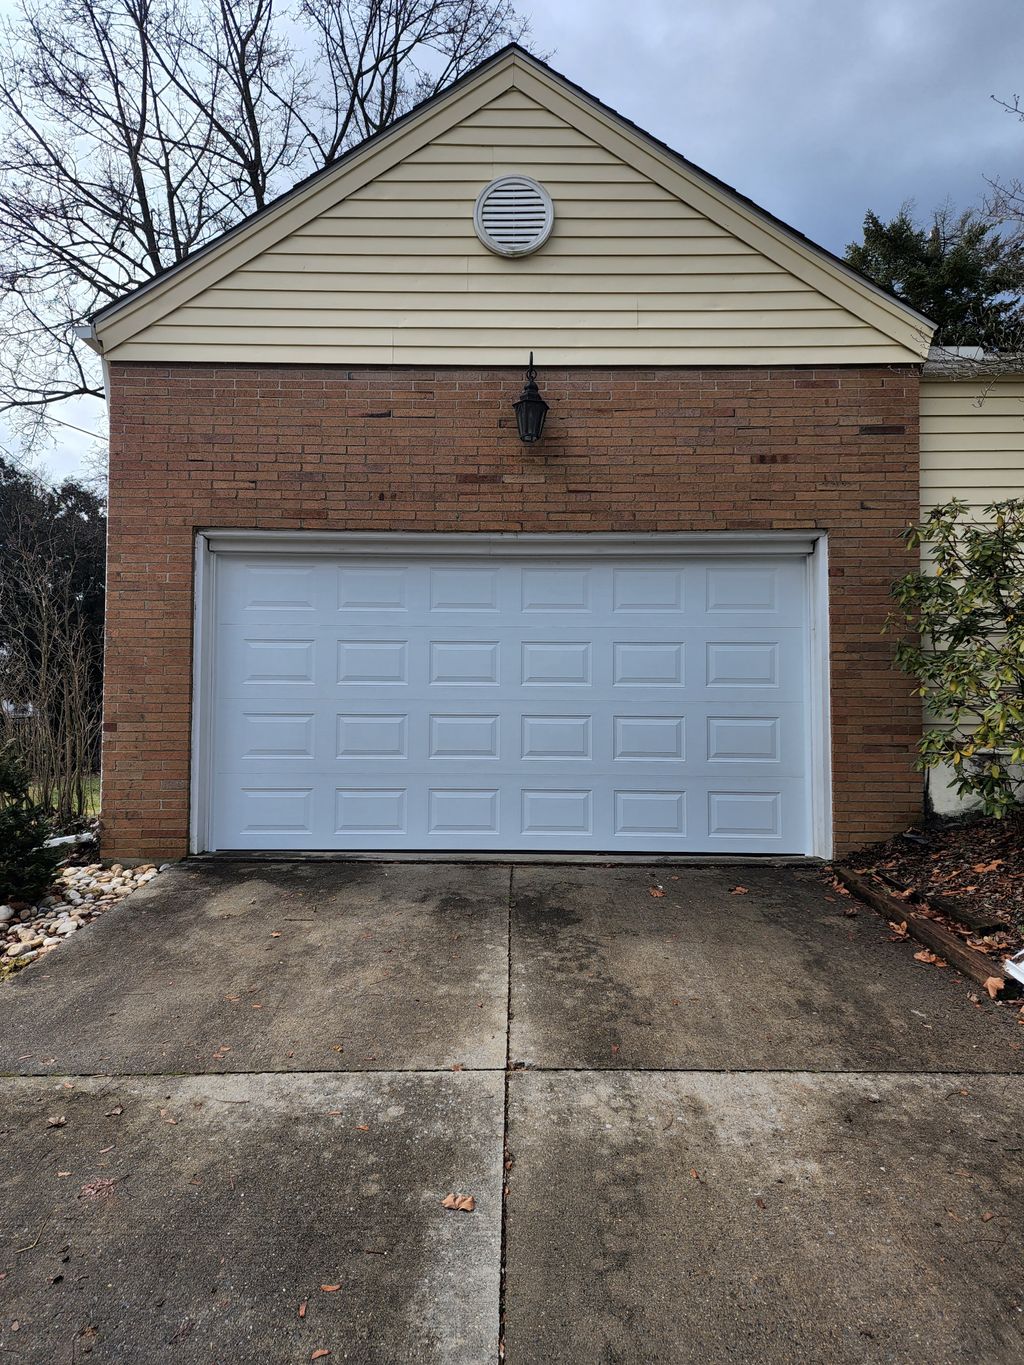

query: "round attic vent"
left=474, top=175, right=554, bottom=258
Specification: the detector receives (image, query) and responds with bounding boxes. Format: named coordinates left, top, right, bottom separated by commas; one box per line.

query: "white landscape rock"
left=1, top=860, right=170, bottom=977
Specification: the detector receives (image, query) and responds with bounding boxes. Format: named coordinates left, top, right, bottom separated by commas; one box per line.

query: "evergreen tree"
left=845, top=205, right=1024, bottom=351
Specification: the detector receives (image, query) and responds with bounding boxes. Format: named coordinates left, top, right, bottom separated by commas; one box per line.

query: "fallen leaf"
left=325, top=1110, right=342, bottom=1117
left=649, top=887, right=665, bottom=898
left=755, top=1197, right=766, bottom=1210
left=730, top=885, right=749, bottom=896
left=56, top=1171, right=71, bottom=1177
left=972, top=860, right=1003, bottom=875
left=106, top=1106, right=123, bottom=1118
left=356, top=1124, right=369, bottom=1132
left=298, top=1301, right=307, bottom=1319
left=311, top=1352, right=331, bottom=1361
left=888, top=920, right=910, bottom=940
left=47, top=1115, right=66, bottom=1128
left=441, top=1193, right=476, bottom=1212
left=981, top=1211, right=995, bottom=1222
left=984, top=976, right=1005, bottom=1000
left=610, top=1044, right=620, bottom=1055
left=319, top=1284, right=341, bottom=1293
left=913, top=949, right=948, bottom=968
left=79, top=1178, right=117, bottom=1201
left=270, top=931, right=282, bottom=938
left=451, top=1063, right=464, bottom=1072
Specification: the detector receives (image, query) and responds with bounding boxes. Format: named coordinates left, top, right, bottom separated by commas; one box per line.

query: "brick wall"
left=102, top=362, right=921, bottom=859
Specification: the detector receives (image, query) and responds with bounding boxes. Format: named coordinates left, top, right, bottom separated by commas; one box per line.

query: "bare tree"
left=989, top=93, right=1024, bottom=234
left=1, top=462, right=105, bottom=827
left=0, top=0, right=528, bottom=450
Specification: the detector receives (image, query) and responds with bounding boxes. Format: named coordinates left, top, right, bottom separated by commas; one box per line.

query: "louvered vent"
left=474, top=176, right=554, bottom=258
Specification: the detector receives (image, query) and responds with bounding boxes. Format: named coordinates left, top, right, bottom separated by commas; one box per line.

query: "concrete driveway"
left=0, top=861, right=1021, bottom=1363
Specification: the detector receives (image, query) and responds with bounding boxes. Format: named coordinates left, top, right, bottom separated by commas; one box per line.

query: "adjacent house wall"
left=920, top=377, right=1024, bottom=510
left=919, top=375, right=1024, bottom=813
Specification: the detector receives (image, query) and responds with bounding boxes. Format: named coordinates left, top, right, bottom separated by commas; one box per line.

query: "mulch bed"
left=834, top=809, right=1024, bottom=974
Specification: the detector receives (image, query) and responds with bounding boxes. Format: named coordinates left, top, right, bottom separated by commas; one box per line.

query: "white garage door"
left=205, top=546, right=816, bottom=853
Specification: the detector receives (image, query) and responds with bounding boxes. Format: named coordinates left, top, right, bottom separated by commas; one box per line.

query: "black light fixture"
left=513, top=352, right=549, bottom=444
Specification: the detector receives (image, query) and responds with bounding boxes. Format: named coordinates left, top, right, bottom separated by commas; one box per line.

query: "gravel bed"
left=1, top=861, right=170, bottom=979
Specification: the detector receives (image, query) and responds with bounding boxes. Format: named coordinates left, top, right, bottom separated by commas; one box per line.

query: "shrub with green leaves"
left=0, top=743, right=60, bottom=902
left=890, top=498, right=1024, bottom=817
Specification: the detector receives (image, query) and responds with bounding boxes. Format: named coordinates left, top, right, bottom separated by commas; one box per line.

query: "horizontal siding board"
left=208, top=288, right=828, bottom=312
left=239, top=253, right=786, bottom=276
left=171, top=305, right=850, bottom=331
left=112, top=342, right=910, bottom=364
left=228, top=273, right=820, bottom=298
left=351, top=179, right=681, bottom=203
left=139, top=322, right=884, bottom=347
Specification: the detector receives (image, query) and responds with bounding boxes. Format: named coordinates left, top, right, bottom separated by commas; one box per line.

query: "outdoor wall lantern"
left=513, top=353, right=549, bottom=443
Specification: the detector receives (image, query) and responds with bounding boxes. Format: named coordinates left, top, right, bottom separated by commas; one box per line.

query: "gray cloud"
left=521, top=0, right=1023, bottom=251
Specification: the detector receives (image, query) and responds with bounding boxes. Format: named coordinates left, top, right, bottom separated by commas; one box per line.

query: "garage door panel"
left=209, top=551, right=816, bottom=852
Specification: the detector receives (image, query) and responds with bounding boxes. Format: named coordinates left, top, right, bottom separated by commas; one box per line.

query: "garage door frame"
left=189, top=531, right=832, bottom=858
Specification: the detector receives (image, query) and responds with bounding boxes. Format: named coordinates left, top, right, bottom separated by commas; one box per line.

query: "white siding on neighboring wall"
left=104, top=84, right=924, bottom=366
left=920, top=378, right=1024, bottom=510
left=919, top=375, right=1024, bottom=813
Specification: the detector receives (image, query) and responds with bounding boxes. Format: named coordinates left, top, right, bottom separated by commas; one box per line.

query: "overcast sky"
left=11, top=0, right=1024, bottom=483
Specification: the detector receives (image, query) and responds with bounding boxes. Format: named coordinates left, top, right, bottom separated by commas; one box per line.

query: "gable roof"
left=88, top=45, right=934, bottom=362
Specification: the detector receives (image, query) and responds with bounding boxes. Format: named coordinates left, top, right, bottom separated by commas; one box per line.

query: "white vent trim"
left=473, top=175, right=554, bottom=258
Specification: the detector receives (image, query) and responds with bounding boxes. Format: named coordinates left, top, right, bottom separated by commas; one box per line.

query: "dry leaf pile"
left=839, top=810, right=1024, bottom=962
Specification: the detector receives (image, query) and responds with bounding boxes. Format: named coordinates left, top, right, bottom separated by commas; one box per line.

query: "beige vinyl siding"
left=104, top=85, right=924, bottom=366
left=920, top=379, right=1024, bottom=511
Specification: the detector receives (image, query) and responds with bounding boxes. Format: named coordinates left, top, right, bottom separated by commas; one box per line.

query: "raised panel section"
left=338, top=566, right=407, bottom=611
left=522, top=642, right=591, bottom=686
left=613, top=716, right=684, bottom=760
left=335, top=788, right=407, bottom=832
left=243, top=639, right=315, bottom=684
left=521, top=790, right=592, bottom=834
left=242, top=713, right=315, bottom=757
left=708, top=791, right=781, bottom=836
left=429, top=714, right=499, bottom=758
left=430, top=640, right=500, bottom=684
left=612, top=642, right=683, bottom=686
left=239, top=787, right=313, bottom=832
left=338, top=640, right=408, bottom=684
left=337, top=713, right=408, bottom=758
left=521, top=567, right=590, bottom=612
left=430, top=567, right=498, bottom=611
left=521, top=715, right=591, bottom=759
left=428, top=789, right=499, bottom=832
left=242, top=566, right=315, bottom=612
left=614, top=790, right=686, bottom=835
left=706, top=642, right=778, bottom=687
left=707, top=716, right=780, bottom=762
left=612, top=566, right=684, bottom=612
left=706, top=566, right=777, bottom=611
